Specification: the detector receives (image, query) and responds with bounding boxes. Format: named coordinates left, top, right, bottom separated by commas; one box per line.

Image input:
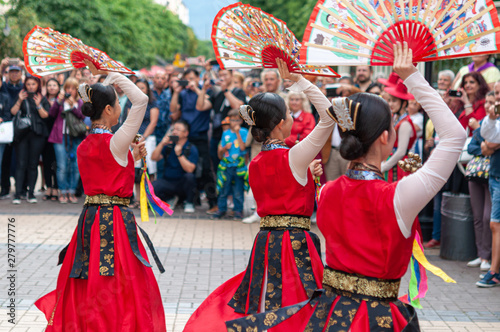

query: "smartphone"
left=252, top=81, right=262, bottom=88
left=64, top=92, right=71, bottom=99
left=326, top=83, right=341, bottom=98
left=448, top=90, right=462, bottom=98
left=169, top=135, right=179, bottom=145
left=177, top=80, right=189, bottom=88
left=495, top=104, right=500, bottom=115
left=209, top=59, right=219, bottom=66
left=27, top=92, right=36, bottom=98
left=8, top=58, right=20, bottom=66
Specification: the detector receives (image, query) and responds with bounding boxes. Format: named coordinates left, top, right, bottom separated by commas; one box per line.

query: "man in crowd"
left=152, top=71, right=171, bottom=140
left=354, top=65, right=373, bottom=92
left=198, top=69, right=246, bottom=172
left=0, top=58, right=24, bottom=199
left=110, top=83, right=131, bottom=132
left=170, top=68, right=217, bottom=212
left=151, top=120, right=198, bottom=213
left=436, top=69, right=455, bottom=95
left=261, top=69, right=286, bottom=97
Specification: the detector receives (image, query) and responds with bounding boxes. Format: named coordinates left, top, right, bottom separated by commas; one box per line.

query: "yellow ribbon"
left=412, top=240, right=456, bottom=283
left=140, top=172, right=149, bottom=222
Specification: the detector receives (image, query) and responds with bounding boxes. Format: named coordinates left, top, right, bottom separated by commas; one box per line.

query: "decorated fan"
left=300, top=0, right=500, bottom=66
left=212, top=2, right=339, bottom=77
left=23, top=26, right=135, bottom=77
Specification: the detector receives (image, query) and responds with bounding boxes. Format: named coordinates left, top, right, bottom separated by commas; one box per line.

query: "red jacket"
left=459, top=99, right=486, bottom=135
left=284, top=111, right=316, bottom=147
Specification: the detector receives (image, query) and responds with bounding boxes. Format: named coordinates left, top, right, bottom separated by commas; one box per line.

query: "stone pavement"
left=0, top=196, right=499, bottom=331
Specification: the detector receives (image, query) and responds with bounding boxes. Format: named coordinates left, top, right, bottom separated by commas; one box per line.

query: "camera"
left=169, top=135, right=179, bottom=145
left=65, top=93, right=71, bottom=99
left=177, top=80, right=189, bottom=88
left=252, top=81, right=262, bottom=88
left=495, top=104, right=500, bottom=115
left=325, top=83, right=341, bottom=98
left=27, top=92, right=36, bottom=98
left=448, top=90, right=462, bottom=98
left=209, top=59, right=219, bottom=66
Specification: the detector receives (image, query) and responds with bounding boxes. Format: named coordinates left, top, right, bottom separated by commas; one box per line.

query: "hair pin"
left=78, top=83, right=93, bottom=104
left=239, top=105, right=255, bottom=126
left=327, top=97, right=359, bottom=132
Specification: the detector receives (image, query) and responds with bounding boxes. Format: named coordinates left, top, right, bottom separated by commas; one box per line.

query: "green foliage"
left=241, top=0, right=318, bottom=40
left=2, top=0, right=206, bottom=68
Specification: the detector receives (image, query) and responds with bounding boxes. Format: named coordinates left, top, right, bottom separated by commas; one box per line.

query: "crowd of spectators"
left=1, top=54, right=500, bottom=286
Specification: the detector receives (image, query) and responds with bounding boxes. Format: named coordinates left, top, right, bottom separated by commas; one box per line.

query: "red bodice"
left=249, top=149, right=315, bottom=217
left=77, top=134, right=135, bottom=197
left=394, top=115, right=417, bottom=150
left=317, top=175, right=416, bottom=279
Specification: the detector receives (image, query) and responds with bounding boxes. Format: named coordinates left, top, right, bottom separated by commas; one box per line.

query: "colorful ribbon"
left=400, top=232, right=456, bottom=308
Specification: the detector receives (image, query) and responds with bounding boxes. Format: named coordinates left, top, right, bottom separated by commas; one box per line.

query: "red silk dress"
left=185, top=145, right=324, bottom=331
left=387, top=116, right=417, bottom=183
left=35, top=132, right=166, bottom=331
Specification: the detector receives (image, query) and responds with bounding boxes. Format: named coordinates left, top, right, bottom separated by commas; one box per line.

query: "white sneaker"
left=184, top=202, right=195, bottom=213
left=242, top=213, right=260, bottom=224
left=467, top=257, right=482, bottom=267
left=480, top=261, right=491, bottom=271
left=27, top=196, right=37, bottom=204
left=12, top=198, right=21, bottom=205
left=166, top=196, right=179, bottom=209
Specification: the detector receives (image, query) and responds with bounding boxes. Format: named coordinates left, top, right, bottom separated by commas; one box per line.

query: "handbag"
left=13, top=101, right=32, bottom=142
left=465, top=155, right=490, bottom=183
left=0, top=121, right=13, bottom=143
left=63, top=110, right=87, bottom=137
left=458, top=136, right=473, bottom=164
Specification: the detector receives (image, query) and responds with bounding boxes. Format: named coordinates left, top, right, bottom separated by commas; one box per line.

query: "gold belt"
left=260, top=215, right=310, bottom=230
left=84, top=194, right=130, bottom=206
left=323, top=268, right=401, bottom=300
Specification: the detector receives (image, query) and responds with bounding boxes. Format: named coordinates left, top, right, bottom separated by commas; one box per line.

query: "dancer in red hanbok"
left=35, top=60, right=166, bottom=332
left=226, top=43, right=466, bottom=331
left=184, top=59, right=335, bottom=331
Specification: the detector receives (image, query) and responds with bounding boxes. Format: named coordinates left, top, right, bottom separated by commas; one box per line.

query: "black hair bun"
left=340, top=134, right=364, bottom=160
left=81, top=102, right=95, bottom=118
left=251, top=127, right=270, bottom=143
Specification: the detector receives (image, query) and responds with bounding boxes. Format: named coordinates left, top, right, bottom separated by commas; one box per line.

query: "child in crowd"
left=213, top=110, right=248, bottom=220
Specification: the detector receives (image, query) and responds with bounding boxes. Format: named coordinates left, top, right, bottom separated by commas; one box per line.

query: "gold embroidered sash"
left=260, top=215, right=310, bottom=230
left=84, top=194, right=130, bottom=206
left=323, top=267, right=401, bottom=299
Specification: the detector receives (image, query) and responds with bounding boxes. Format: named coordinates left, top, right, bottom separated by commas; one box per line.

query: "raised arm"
left=276, top=60, right=333, bottom=186
left=392, top=43, right=466, bottom=238
left=106, top=73, right=148, bottom=166
left=381, top=122, right=412, bottom=172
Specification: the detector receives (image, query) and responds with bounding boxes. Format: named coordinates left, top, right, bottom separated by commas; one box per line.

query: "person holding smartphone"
left=10, top=75, right=50, bottom=204
left=151, top=120, right=199, bottom=213
left=48, top=77, right=85, bottom=204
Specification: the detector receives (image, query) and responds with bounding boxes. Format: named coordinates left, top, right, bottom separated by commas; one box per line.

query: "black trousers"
left=153, top=173, right=196, bottom=204
left=0, top=144, right=13, bottom=195
left=14, top=131, right=46, bottom=197
left=41, top=142, right=58, bottom=189
left=189, top=135, right=217, bottom=208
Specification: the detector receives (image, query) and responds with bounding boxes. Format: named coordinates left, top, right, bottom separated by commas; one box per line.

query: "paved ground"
left=0, top=193, right=499, bottom=332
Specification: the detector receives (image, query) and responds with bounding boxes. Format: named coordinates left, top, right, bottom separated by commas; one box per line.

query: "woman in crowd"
left=381, top=80, right=418, bottom=182
left=365, top=82, right=383, bottom=95
left=35, top=60, right=166, bottom=331
left=465, top=91, right=494, bottom=272
left=457, top=72, right=488, bottom=134
left=48, top=77, right=85, bottom=204
left=407, top=98, right=424, bottom=153
left=131, top=79, right=158, bottom=207
left=284, top=91, right=315, bottom=147
left=42, top=78, right=60, bottom=201
left=185, top=58, right=335, bottom=331
left=11, top=75, right=51, bottom=204
left=227, top=42, right=466, bottom=332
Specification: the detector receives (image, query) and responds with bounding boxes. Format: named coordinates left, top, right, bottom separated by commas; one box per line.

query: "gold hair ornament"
left=78, top=83, right=93, bottom=104
left=239, top=105, right=256, bottom=126
left=327, top=97, right=360, bottom=132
